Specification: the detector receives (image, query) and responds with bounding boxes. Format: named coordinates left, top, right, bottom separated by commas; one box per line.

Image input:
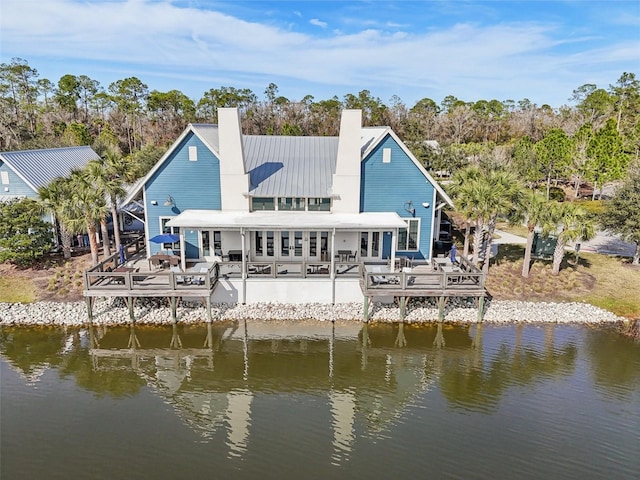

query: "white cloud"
left=309, top=18, right=328, bottom=29
left=0, top=0, right=637, bottom=106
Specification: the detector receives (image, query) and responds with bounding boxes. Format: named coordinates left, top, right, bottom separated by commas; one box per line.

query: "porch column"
left=241, top=229, right=247, bottom=279
left=179, top=232, right=186, bottom=271
left=390, top=229, right=397, bottom=272
left=330, top=229, right=336, bottom=279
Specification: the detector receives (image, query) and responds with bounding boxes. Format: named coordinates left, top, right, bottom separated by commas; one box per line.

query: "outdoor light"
left=163, top=195, right=174, bottom=207
left=422, top=202, right=430, bottom=208
left=151, top=200, right=158, bottom=205
left=404, top=200, right=415, bottom=216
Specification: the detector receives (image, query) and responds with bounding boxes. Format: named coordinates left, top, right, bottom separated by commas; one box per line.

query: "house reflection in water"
left=83, top=321, right=472, bottom=462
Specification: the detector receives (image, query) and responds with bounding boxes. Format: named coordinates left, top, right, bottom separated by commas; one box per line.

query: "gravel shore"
left=0, top=297, right=625, bottom=327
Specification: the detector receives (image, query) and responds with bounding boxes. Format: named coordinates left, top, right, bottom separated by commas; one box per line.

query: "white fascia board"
left=167, top=210, right=407, bottom=230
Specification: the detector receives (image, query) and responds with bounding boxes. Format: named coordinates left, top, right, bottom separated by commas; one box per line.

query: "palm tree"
left=513, top=189, right=550, bottom=278
left=69, top=169, right=108, bottom=266
left=548, top=202, right=596, bottom=275
left=479, top=170, right=522, bottom=274
left=450, top=166, right=482, bottom=258
left=84, top=152, right=128, bottom=255
left=38, top=177, right=77, bottom=260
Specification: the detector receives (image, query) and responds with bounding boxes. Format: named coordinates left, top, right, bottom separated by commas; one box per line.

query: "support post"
left=363, top=295, right=370, bottom=323
left=125, top=297, right=135, bottom=322
left=206, top=295, right=212, bottom=323
left=85, top=297, right=94, bottom=322
left=170, top=297, right=178, bottom=323
left=477, top=296, right=485, bottom=323
left=399, top=296, right=407, bottom=321
left=438, top=296, right=445, bottom=322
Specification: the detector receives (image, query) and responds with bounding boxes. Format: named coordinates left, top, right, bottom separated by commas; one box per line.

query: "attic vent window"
left=382, top=148, right=391, bottom=163
left=1, top=171, right=9, bottom=184
left=188, top=146, right=198, bottom=161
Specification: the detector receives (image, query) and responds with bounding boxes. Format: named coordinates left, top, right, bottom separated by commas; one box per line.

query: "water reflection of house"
left=86, top=322, right=457, bottom=461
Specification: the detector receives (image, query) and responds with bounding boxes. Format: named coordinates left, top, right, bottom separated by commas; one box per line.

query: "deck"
left=83, top=237, right=487, bottom=322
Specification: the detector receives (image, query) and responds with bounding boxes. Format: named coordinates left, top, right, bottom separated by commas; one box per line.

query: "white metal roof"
left=167, top=210, right=407, bottom=230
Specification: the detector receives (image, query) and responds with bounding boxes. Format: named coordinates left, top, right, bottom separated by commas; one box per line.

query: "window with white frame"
left=1, top=171, right=9, bottom=184
left=307, top=197, right=331, bottom=211
left=397, top=219, right=420, bottom=251
left=188, top=146, right=198, bottom=161
left=159, top=217, right=180, bottom=249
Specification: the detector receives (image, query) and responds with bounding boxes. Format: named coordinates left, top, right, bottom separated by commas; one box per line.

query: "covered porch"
left=166, top=210, right=410, bottom=275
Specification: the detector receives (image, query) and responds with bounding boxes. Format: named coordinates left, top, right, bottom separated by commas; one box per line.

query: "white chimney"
left=218, top=108, right=249, bottom=210
left=332, top=109, right=362, bottom=213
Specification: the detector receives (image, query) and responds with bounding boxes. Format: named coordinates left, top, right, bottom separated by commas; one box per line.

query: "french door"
left=279, top=230, right=303, bottom=260
left=252, top=230, right=329, bottom=262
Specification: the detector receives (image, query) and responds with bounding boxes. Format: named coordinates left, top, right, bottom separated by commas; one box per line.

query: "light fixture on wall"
left=422, top=202, right=430, bottom=208
left=163, top=195, right=175, bottom=207
left=404, top=200, right=415, bottom=216
left=151, top=200, right=158, bottom=206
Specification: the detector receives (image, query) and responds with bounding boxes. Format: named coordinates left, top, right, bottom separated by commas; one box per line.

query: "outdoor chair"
left=170, top=266, right=185, bottom=285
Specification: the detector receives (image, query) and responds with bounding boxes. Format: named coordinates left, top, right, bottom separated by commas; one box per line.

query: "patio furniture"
left=228, top=250, right=243, bottom=262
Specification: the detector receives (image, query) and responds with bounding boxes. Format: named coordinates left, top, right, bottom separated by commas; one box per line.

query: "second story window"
left=251, top=197, right=275, bottom=211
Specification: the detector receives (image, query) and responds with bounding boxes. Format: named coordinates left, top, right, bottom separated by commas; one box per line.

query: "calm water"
left=1, top=321, right=639, bottom=480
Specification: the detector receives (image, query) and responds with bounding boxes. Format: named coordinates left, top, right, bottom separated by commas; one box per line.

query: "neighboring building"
left=124, top=108, right=453, bottom=303
left=0, top=146, right=100, bottom=204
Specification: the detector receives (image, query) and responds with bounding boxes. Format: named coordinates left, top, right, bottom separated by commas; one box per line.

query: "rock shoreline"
left=0, top=297, right=625, bottom=327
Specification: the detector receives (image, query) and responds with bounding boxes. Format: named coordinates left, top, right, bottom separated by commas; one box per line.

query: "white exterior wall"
left=211, top=278, right=364, bottom=304
left=334, top=231, right=359, bottom=252
left=218, top=108, right=249, bottom=211
left=331, top=110, right=362, bottom=213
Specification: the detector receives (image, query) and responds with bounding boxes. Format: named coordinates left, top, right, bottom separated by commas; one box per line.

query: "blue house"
left=125, top=109, right=453, bottom=303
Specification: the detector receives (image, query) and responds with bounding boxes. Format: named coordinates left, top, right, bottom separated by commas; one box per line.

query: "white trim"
left=429, top=188, right=437, bottom=261
left=397, top=218, right=421, bottom=252
left=167, top=210, right=407, bottom=230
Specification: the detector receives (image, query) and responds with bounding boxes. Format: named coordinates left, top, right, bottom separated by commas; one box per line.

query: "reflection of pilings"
left=128, top=323, right=140, bottom=369
left=394, top=322, right=407, bottom=348
left=329, top=321, right=335, bottom=378
left=433, top=322, right=445, bottom=349
left=361, top=324, right=369, bottom=371
left=170, top=323, right=182, bottom=349
left=242, top=320, right=249, bottom=381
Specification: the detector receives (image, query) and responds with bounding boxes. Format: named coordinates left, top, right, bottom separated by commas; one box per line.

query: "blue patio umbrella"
left=450, top=243, right=457, bottom=263
left=149, top=233, right=180, bottom=244
left=118, top=243, right=126, bottom=264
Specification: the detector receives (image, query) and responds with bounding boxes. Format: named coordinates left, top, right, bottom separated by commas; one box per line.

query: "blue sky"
left=1, top=0, right=639, bottom=108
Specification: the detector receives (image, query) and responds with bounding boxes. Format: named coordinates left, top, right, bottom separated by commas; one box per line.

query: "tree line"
left=1, top=58, right=638, bottom=269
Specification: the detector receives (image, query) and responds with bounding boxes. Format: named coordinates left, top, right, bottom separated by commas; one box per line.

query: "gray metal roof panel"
left=243, top=135, right=338, bottom=197
left=190, top=124, right=220, bottom=152
left=0, top=146, right=100, bottom=190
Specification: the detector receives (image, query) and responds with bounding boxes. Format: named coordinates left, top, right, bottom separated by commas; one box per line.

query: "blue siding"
left=145, top=132, right=221, bottom=257
left=360, top=135, right=435, bottom=260
left=0, top=161, right=36, bottom=197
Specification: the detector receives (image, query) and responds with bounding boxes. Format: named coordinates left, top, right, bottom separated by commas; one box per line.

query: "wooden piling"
left=363, top=295, right=370, bottom=323
left=438, top=296, right=446, bottom=322
left=477, top=296, right=485, bottom=323
left=85, top=297, right=94, bottom=322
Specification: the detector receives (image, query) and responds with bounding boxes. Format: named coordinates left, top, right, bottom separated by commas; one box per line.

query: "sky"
left=1, top=0, right=639, bottom=108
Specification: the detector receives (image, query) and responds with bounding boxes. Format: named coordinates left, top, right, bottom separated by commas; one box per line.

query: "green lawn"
left=0, top=276, right=37, bottom=303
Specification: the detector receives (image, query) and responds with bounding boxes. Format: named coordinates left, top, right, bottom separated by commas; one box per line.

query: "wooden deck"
left=83, top=237, right=487, bottom=322
left=359, top=256, right=488, bottom=322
